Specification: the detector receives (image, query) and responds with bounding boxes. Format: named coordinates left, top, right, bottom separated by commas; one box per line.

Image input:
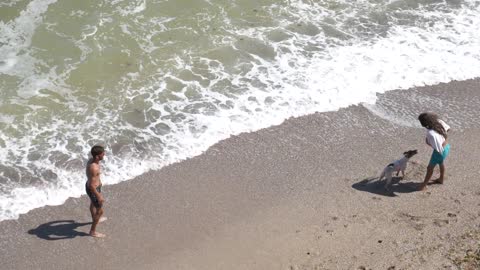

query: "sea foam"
left=1, top=0, right=480, bottom=221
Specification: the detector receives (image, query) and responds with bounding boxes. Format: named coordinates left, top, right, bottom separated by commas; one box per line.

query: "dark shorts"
left=86, top=183, right=103, bottom=208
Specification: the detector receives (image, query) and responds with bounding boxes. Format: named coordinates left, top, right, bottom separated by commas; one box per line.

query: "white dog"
left=379, top=150, right=418, bottom=191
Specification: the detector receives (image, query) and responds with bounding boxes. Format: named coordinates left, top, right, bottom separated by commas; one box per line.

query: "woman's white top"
left=426, top=119, right=450, bottom=153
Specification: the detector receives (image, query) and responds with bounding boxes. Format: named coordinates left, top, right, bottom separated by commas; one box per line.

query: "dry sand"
left=1, top=79, right=480, bottom=270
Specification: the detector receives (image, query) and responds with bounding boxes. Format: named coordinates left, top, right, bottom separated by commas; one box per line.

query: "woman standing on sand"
left=418, top=112, right=451, bottom=191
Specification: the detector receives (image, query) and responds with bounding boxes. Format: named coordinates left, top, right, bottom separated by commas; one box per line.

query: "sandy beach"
left=1, top=79, right=480, bottom=270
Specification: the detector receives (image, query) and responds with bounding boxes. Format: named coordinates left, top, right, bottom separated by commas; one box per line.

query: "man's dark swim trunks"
left=86, top=183, right=103, bottom=208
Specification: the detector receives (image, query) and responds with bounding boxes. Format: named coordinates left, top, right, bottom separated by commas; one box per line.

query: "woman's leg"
left=437, top=163, right=445, bottom=184
left=419, top=164, right=435, bottom=191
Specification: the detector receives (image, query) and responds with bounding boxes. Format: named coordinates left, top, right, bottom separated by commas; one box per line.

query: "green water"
left=1, top=0, right=479, bottom=221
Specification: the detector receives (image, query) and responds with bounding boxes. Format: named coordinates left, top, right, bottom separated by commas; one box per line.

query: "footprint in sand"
left=433, top=219, right=449, bottom=227
left=446, top=212, right=458, bottom=223
left=450, top=197, right=461, bottom=204
left=413, top=223, right=426, bottom=231
left=420, top=191, right=431, bottom=198
left=406, top=161, right=427, bottom=180
left=399, top=212, right=421, bottom=222
left=398, top=212, right=426, bottom=231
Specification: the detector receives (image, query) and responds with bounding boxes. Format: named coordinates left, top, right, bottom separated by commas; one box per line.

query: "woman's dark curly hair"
left=418, top=112, right=447, bottom=139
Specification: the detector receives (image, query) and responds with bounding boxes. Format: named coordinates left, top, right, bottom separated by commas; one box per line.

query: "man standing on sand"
left=86, top=145, right=107, bottom=238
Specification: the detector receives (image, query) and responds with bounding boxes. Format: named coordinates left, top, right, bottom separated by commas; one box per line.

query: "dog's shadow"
left=352, top=176, right=421, bottom=197
left=28, top=220, right=91, bottom=240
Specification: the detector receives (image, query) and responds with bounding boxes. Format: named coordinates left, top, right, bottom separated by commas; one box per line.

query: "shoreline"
left=1, top=78, right=480, bottom=269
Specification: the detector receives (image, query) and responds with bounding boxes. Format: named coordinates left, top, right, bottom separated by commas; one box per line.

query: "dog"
left=379, top=150, right=418, bottom=191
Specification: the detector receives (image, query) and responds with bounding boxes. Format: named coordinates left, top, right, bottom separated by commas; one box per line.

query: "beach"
left=1, top=79, right=479, bottom=269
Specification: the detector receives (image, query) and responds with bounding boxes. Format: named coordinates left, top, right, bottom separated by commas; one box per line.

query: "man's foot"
left=99, top=217, right=108, bottom=223
left=90, top=232, right=106, bottom=238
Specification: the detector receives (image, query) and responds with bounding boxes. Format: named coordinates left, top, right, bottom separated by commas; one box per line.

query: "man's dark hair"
left=91, top=145, right=105, bottom=158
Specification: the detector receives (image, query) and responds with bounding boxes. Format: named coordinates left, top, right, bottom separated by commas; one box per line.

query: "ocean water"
left=1, top=0, right=479, bottom=221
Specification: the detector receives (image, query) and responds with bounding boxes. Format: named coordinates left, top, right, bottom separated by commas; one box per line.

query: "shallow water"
left=1, top=0, right=480, bottom=220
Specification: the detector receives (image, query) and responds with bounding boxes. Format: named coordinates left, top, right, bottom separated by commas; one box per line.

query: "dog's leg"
left=384, top=172, right=392, bottom=191
left=385, top=176, right=392, bottom=191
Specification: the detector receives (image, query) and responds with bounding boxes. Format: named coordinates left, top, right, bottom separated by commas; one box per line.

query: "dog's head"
left=403, top=149, right=418, bottom=158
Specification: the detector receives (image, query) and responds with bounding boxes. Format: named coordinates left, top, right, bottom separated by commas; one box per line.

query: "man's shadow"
left=28, top=220, right=91, bottom=240
left=352, top=176, right=421, bottom=197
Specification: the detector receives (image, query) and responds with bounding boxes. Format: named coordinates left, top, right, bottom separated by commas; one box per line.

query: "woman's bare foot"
left=90, top=232, right=106, bottom=238
left=418, top=184, right=427, bottom=191
left=429, top=178, right=444, bottom=185
left=428, top=178, right=443, bottom=185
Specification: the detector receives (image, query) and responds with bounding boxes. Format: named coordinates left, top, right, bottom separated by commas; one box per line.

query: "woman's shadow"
left=352, top=176, right=421, bottom=197
left=28, top=220, right=91, bottom=240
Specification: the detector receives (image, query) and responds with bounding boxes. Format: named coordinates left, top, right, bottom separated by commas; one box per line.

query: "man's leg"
left=89, top=203, right=97, bottom=221
left=90, top=202, right=107, bottom=223
left=89, top=206, right=105, bottom=238
left=419, top=164, right=435, bottom=191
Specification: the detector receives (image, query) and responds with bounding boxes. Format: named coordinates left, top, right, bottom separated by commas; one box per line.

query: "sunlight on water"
left=1, top=0, right=480, bottom=220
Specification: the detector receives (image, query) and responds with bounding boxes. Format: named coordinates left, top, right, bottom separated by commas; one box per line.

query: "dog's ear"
left=404, top=150, right=418, bottom=156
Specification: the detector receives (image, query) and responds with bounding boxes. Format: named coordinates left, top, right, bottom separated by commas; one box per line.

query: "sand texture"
left=1, top=79, right=480, bottom=270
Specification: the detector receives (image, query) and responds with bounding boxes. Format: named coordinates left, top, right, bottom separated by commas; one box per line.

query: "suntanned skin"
left=86, top=151, right=106, bottom=237
left=419, top=140, right=447, bottom=191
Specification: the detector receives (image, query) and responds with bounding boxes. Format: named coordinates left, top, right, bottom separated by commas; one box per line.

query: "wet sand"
left=1, top=79, right=480, bottom=269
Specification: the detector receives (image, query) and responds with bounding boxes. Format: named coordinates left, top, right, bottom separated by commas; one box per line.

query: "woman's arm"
left=425, top=137, right=430, bottom=146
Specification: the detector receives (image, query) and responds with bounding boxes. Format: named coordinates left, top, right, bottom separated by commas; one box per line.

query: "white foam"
left=0, top=0, right=61, bottom=100
left=0, top=0, right=25, bottom=9
left=116, top=0, right=147, bottom=16
left=2, top=1, right=480, bottom=221
left=0, top=0, right=57, bottom=76
left=0, top=57, right=17, bottom=73
left=0, top=115, right=15, bottom=124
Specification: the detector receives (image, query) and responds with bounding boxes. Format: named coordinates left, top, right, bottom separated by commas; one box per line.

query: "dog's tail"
left=378, top=169, right=385, bottom=181
left=378, top=164, right=394, bottom=181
